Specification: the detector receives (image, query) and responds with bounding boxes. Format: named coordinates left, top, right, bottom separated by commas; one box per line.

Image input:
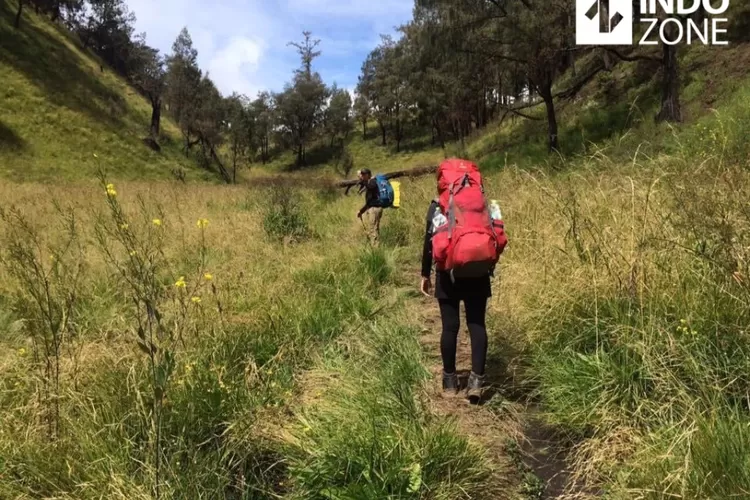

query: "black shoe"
left=466, top=372, right=485, bottom=403
left=442, top=371, right=459, bottom=395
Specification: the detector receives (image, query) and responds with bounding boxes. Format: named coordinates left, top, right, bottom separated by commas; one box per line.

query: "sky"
left=124, top=0, right=414, bottom=99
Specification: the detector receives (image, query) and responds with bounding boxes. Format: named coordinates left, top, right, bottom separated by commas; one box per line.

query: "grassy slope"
left=0, top=0, right=213, bottom=183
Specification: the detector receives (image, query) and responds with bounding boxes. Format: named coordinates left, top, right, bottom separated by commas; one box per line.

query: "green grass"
left=0, top=179, right=495, bottom=499
left=0, top=0, right=212, bottom=183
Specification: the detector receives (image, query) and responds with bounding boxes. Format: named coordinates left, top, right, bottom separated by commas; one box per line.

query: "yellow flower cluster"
left=175, top=276, right=186, bottom=288
left=191, top=296, right=202, bottom=304
left=152, top=219, right=162, bottom=227
left=197, top=218, right=209, bottom=229
left=106, top=183, right=117, bottom=197
left=204, top=273, right=213, bottom=281
left=677, top=319, right=697, bottom=336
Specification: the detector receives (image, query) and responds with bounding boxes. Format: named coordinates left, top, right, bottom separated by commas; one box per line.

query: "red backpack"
left=431, top=159, right=507, bottom=279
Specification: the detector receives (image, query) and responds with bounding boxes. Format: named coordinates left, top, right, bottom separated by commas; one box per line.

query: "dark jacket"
left=358, top=178, right=381, bottom=217
left=421, top=199, right=492, bottom=301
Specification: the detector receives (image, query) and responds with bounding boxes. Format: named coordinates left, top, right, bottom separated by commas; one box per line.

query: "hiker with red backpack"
left=420, top=158, right=507, bottom=402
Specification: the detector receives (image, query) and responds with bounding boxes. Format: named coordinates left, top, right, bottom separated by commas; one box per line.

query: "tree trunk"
left=14, top=0, right=23, bottom=29
left=361, top=120, right=367, bottom=140
left=150, top=97, right=161, bottom=139
left=657, top=26, right=682, bottom=123
left=540, top=85, right=559, bottom=152
left=436, top=120, right=445, bottom=149
left=232, top=145, right=238, bottom=184
left=380, top=123, right=386, bottom=146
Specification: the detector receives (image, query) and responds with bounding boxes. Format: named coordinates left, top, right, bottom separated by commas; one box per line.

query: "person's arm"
left=358, top=179, right=377, bottom=217
left=421, top=201, right=438, bottom=278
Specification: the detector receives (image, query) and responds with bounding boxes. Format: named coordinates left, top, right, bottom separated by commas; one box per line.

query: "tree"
left=288, top=31, right=322, bottom=80
left=194, top=75, right=229, bottom=180
left=353, top=94, right=370, bottom=139
left=225, top=93, right=254, bottom=183
left=416, top=0, right=582, bottom=152
left=251, top=92, right=274, bottom=164
left=131, top=43, right=165, bottom=140
left=275, top=32, right=329, bottom=167
left=165, top=28, right=202, bottom=152
left=358, top=47, right=388, bottom=145
left=80, top=0, right=137, bottom=75
left=325, top=85, right=353, bottom=147
left=15, top=0, right=23, bottom=29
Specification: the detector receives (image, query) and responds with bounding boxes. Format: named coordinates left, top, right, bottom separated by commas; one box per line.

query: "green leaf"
left=407, top=463, right=422, bottom=493
left=137, top=339, right=151, bottom=355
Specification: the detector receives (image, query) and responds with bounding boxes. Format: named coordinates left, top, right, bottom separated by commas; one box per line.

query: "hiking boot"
left=466, top=372, right=485, bottom=403
left=442, top=371, right=459, bottom=395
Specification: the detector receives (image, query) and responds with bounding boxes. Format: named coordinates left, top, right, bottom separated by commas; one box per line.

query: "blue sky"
left=125, top=0, right=414, bottom=98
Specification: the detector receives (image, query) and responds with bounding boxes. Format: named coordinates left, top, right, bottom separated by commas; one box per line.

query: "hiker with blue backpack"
left=356, top=168, right=398, bottom=247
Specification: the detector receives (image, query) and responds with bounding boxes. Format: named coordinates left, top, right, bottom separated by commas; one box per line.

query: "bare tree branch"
left=604, top=47, right=661, bottom=63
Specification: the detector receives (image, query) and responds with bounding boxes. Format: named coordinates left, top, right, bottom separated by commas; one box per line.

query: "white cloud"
left=285, top=0, right=412, bottom=18
left=125, top=0, right=412, bottom=97
left=207, top=37, right=265, bottom=97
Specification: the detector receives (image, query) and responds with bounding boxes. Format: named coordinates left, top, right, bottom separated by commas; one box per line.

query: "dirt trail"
left=415, top=296, right=593, bottom=500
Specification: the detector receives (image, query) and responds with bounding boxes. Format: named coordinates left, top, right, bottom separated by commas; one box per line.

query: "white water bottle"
left=432, top=207, right=448, bottom=232
left=489, top=200, right=502, bottom=221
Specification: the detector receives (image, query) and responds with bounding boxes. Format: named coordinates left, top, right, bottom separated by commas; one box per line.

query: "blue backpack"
left=375, top=175, right=395, bottom=208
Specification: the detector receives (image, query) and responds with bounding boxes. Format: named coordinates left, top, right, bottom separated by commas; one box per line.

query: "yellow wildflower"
left=152, top=219, right=162, bottom=227
left=191, top=296, right=202, bottom=304
left=120, top=223, right=129, bottom=230
left=129, top=250, right=137, bottom=257
left=175, top=277, right=186, bottom=289
left=197, top=218, right=209, bottom=229
left=203, top=273, right=213, bottom=281
left=17, top=348, right=26, bottom=357
left=106, top=184, right=117, bottom=197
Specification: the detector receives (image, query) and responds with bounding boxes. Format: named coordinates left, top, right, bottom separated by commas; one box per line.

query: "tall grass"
left=470, top=95, right=750, bottom=497
left=0, top=176, right=490, bottom=499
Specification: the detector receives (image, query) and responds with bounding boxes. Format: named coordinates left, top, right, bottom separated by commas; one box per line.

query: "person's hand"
left=357, top=211, right=363, bottom=220
left=420, top=277, right=432, bottom=297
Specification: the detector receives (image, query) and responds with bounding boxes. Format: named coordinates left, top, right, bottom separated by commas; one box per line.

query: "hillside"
left=0, top=0, right=212, bottom=183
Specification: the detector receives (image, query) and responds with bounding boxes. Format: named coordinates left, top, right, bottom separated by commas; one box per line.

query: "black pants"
left=438, top=297, right=488, bottom=376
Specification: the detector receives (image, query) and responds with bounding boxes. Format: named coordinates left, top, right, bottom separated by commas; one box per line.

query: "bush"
left=262, top=184, right=311, bottom=243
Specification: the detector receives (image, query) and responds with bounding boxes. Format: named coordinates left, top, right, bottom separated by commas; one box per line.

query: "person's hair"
left=358, top=168, right=372, bottom=177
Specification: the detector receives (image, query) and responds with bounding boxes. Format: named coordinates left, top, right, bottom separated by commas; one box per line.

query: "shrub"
left=262, top=184, right=311, bottom=243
